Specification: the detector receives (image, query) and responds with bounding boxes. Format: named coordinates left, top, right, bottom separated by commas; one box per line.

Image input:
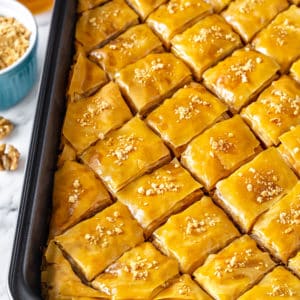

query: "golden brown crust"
left=193, top=235, right=276, bottom=300
left=215, top=148, right=298, bottom=232
left=203, top=48, right=280, bottom=113
left=153, top=196, right=240, bottom=273
left=81, top=117, right=171, bottom=193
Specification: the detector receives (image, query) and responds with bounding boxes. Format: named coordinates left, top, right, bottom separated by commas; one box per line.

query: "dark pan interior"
left=8, top=1, right=77, bottom=299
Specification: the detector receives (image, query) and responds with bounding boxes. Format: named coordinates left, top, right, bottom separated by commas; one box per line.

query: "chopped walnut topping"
left=185, top=214, right=220, bottom=235
left=174, top=94, right=211, bottom=121
left=0, top=117, right=14, bottom=140
left=245, top=169, right=283, bottom=203
left=0, top=144, right=20, bottom=171
left=293, top=147, right=300, bottom=154
left=277, top=206, right=300, bottom=234
left=0, top=16, right=31, bottom=70
left=108, top=34, right=137, bottom=54
left=192, top=25, right=237, bottom=44
left=267, top=284, right=296, bottom=297
left=123, top=256, right=159, bottom=280
left=238, top=0, right=263, bottom=14
left=261, top=89, right=300, bottom=119
left=107, top=134, right=143, bottom=165
left=227, top=58, right=256, bottom=84
left=68, top=179, right=84, bottom=204
left=210, top=136, right=234, bottom=153
left=134, top=58, right=171, bottom=85
left=167, top=1, right=195, bottom=14
left=85, top=213, right=123, bottom=246
left=77, top=97, right=111, bottom=128
left=214, top=248, right=264, bottom=278
left=87, top=9, right=120, bottom=29
left=272, top=20, right=299, bottom=47
left=178, top=284, right=191, bottom=295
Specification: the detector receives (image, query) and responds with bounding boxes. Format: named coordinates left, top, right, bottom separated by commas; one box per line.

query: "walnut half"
left=0, top=144, right=20, bottom=171
left=0, top=116, right=14, bottom=139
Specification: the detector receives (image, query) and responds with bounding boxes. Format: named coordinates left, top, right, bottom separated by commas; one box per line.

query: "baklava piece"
left=171, top=14, right=242, bottom=80
left=278, top=125, right=300, bottom=176
left=55, top=202, right=144, bottom=281
left=241, top=76, right=300, bottom=147
left=193, top=235, right=275, bottom=300
left=75, top=0, right=139, bottom=51
left=63, top=82, right=132, bottom=154
left=116, top=159, right=202, bottom=237
left=147, top=0, right=212, bottom=48
left=215, top=147, right=297, bottom=232
left=252, top=5, right=300, bottom=73
left=67, top=53, right=107, bottom=102
left=203, top=0, right=231, bottom=12
left=90, top=24, right=163, bottom=79
left=153, top=196, right=240, bottom=273
left=203, top=48, right=279, bottom=113
left=81, top=117, right=170, bottom=193
left=49, top=161, right=111, bottom=238
left=289, top=252, right=300, bottom=277
left=238, top=267, right=300, bottom=299
left=155, top=274, right=213, bottom=300
left=57, top=142, right=76, bottom=169
left=126, top=0, right=167, bottom=20
left=115, top=53, right=192, bottom=116
left=77, top=0, right=109, bottom=13
left=290, top=59, right=300, bottom=83
left=222, top=0, right=288, bottom=42
left=181, top=115, right=261, bottom=190
left=42, top=241, right=108, bottom=300
left=147, top=82, right=228, bottom=156
left=252, top=182, right=300, bottom=263
left=92, top=242, right=179, bottom=299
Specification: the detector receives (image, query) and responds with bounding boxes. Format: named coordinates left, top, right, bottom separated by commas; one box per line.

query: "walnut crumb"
left=0, top=144, right=20, bottom=171
left=0, top=17, right=31, bottom=70
left=0, top=117, right=14, bottom=139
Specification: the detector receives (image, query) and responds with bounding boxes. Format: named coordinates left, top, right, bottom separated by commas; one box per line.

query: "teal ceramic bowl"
left=0, top=0, right=38, bottom=110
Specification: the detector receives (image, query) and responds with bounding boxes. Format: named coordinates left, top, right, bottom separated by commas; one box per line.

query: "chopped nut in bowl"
left=0, top=0, right=38, bottom=110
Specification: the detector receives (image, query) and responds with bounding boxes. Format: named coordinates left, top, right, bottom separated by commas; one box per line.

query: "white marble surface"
left=0, top=21, right=51, bottom=300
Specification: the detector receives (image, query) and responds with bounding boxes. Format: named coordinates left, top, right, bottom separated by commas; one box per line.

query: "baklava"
left=44, top=0, right=300, bottom=298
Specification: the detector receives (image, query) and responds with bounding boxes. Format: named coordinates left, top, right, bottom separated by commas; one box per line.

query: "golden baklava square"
left=171, top=14, right=242, bottom=80
left=81, top=117, right=171, bottom=193
left=90, top=24, right=163, bottom=79
left=147, top=82, right=228, bottom=156
left=42, top=241, right=108, bottom=299
left=215, top=147, right=298, bottom=232
left=116, top=159, right=202, bottom=237
left=147, top=0, right=212, bottom=48
left=193, top=235, right=276, bottom=300
left=126, top=0, right=167, bottom=20
left=203, top=48, right=280, bottom=113
left=278, top=125, right=300, bottom=176
left=55, top=202, right=144, bottom=281
left=63, top=82, right=132, bottom=154
left=222, top=0, right=288, bottom=42
left=153, top=196, right=240, bottom=273
left=181, top=115, right=261, bottom=190
left=252, top=5, right=300, bottom=73
left=203, top=0, right=231, bottom=12
left=67, top=53, right=108, bottom=102
left=290, top=59, right=300, bottom=83
left=241, top=76, right=300, bottom=147
left=252, top=182, right=300, bottom=264
left=155, top=274, right=213, bottom=300
left=92, top=242, right=179, bottom=299
left=115, top=53, right=192, bottom=116
left=77, top=0, right=109, bottom=13
left=75, top=0, right=139, bottom=52
left=289, top=252, right=300, bottom=277
left=238, top=266, right=300, bottom=299
left=49, top=161, right=112, bottom=238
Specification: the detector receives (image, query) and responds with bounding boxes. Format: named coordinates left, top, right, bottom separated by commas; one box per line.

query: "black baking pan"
left=8, top=1, right=77, bottom=299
